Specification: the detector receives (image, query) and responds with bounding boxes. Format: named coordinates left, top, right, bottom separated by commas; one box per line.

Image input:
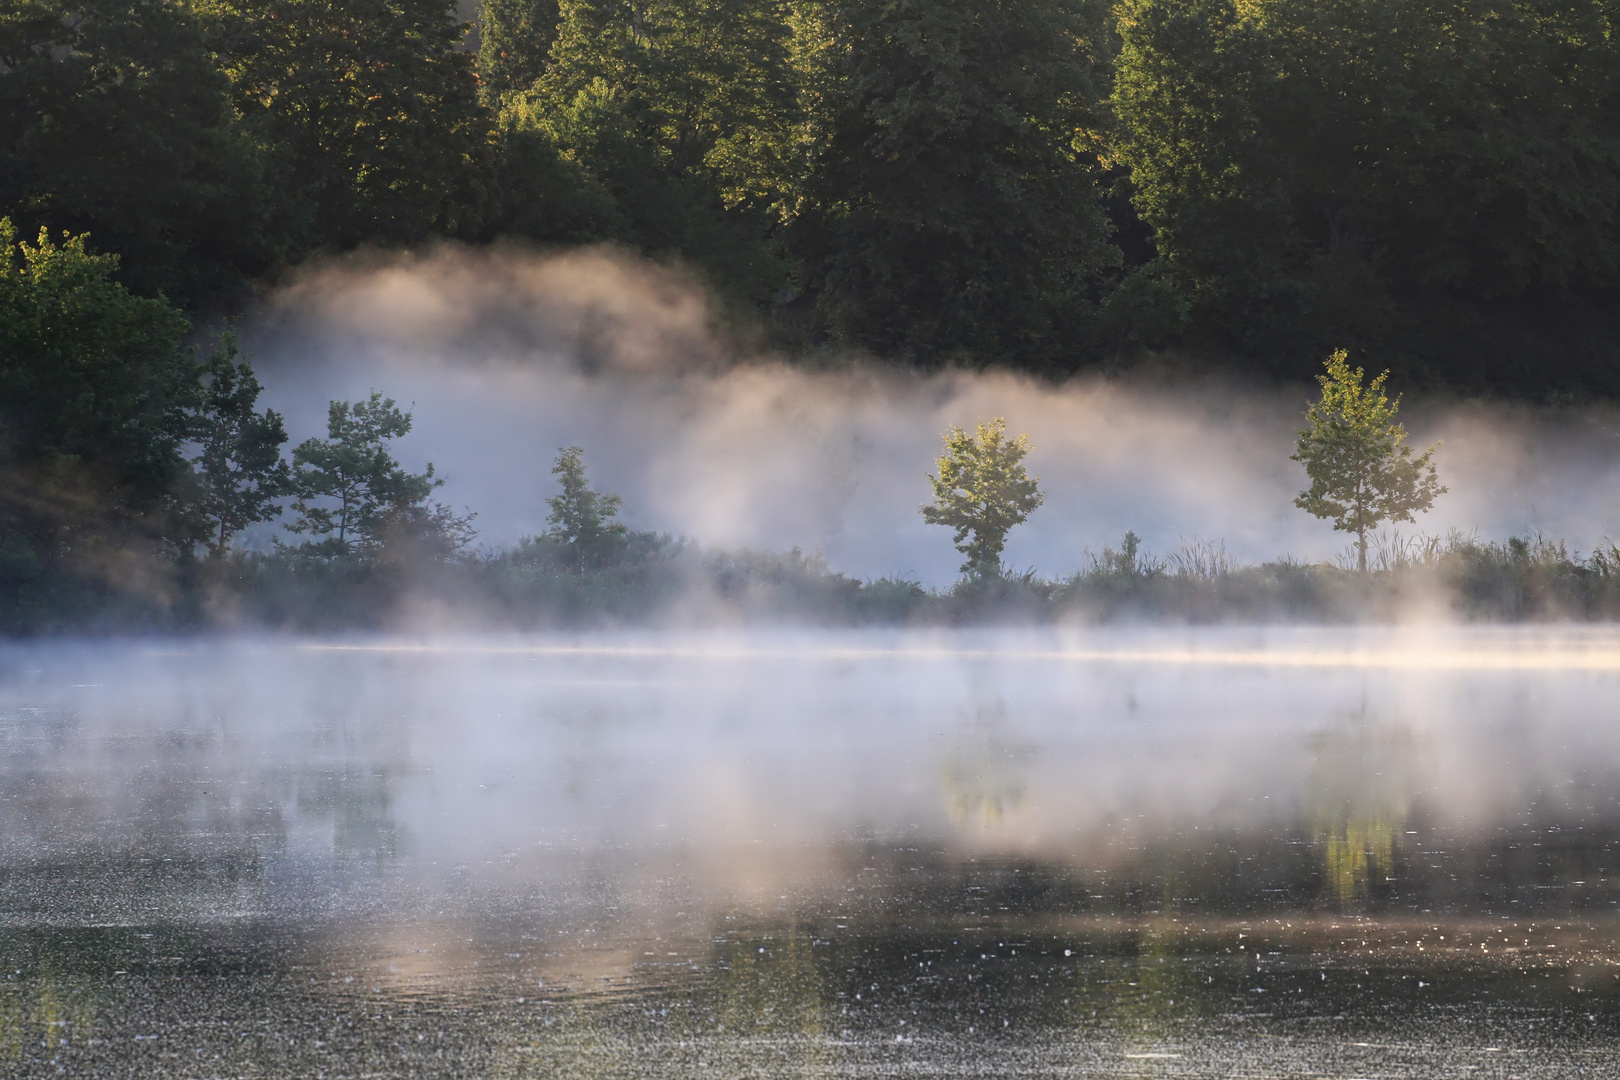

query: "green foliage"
left=1292, top=350, right=1445, bottom=572
left=187, top=336, right=292, bottom=558
left=0, top=0, right=290, bottom=308
left=0, top=221, right=196, bottom=544
left=539, top=0, right=796, bottom=198
left=790, top=0, right=1119, bottom=369
left=545, top=446, right=627, bottom=572
left=1111, top=0, right=1620, bottom=374
left=286, top=394, right=448, bottom=557
left=921, top=418, right=1045, bottom=577
left=486, top=102, right=628, bottom=245
left=200, top=0, right=491, bottom=248
left=477, top=0, right=561, bottom=105
left=1094, top=260, right=1191, bottom=359
left=504, top=0, right=796, bottom=301
left=0, top=219, right=203, bottom=626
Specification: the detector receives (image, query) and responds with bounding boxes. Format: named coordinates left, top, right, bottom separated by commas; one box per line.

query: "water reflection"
left=1305, top=713, right=1424, bottom=908
left=1, top=628, right=1619, bottom=1076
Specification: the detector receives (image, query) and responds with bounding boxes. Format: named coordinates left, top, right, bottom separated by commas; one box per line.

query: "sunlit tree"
left=1292, top=350, right=1444, bottom=572
left=0, top=219, right=197, bottom=567
left=921, top=418, right=1044, bottom=577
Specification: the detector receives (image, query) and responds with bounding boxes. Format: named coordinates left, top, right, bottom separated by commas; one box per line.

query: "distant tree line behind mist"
left=2, top=0, right=1619, bottom=392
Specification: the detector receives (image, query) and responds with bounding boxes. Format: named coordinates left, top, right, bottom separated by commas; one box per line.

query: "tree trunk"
left=1358, top=527, right=1368, bottom=573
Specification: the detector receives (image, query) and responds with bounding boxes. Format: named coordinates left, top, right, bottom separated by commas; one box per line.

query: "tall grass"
left=13, top=528, right=1620, bottom=633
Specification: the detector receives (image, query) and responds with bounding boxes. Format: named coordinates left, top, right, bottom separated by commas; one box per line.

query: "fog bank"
left=243, top=245, right=1620, bottom=585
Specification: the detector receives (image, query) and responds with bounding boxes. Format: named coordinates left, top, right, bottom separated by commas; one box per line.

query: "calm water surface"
left=2, top=627, right=1619, bottom=1077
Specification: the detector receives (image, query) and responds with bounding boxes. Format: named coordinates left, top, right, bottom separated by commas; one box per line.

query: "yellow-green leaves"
left=1292, top=350, right=1444, bottom=571
left=921, top=418, right=1045, bottom=577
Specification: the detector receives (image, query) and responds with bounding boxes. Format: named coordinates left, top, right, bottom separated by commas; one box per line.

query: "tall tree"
left=921, top=418, right=1045, bottom=577
left=188, top=338, right=292, bottom=558
left=477, top=0, right=561, bottom=105
left=286, top=394, right=442, bottom=556
left=504, top=0, right=796, bottom=299
left=1292, top=350, right=1444, bottom=572
left=0, top=0, right=290, bottom=309
left=1111, top=0, right=1620, bottom=370
left=545, top=445, right=626, bottom=572
left=0, top=220, right=198, bottom=619
left=790, top=0, right=1119, bottom=370
left=199, top=0, right=491, bottom=248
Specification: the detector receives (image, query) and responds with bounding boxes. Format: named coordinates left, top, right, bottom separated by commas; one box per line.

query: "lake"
left=2, top=628, right=1617, bottom=1077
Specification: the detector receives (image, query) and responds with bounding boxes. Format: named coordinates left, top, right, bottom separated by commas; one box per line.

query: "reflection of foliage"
left=713, top=927, right=826, bottom=1048
left=941, top=757, right=1027, bottom=826
left=486, top=1003, right=634, bottom=1080
left=0, top=964, right=98, bottom=1067
left=1125, top=917, right=1193, bottom=1025
left=1317, top=811, right=1399, bottom=907
left=939, top=696, right=1035, bottom=828
left=295, top=767, right=399, bottom=860
left=1305, top=719, right=1420, bottom=907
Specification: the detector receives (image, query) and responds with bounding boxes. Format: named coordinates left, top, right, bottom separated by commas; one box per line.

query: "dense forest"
left=3, top=0, right=1620, bottom=630
left=2, top=0, right=1617, bottom=387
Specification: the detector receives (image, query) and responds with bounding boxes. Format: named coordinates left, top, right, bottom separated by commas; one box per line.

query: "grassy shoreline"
left=13, top=530, right=1620, bottom=635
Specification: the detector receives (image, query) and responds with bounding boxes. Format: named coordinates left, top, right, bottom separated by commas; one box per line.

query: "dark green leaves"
left=188, top=337, right=293, bottom=558
left=287, top=394, right=451, bottom=557
left=793, top=0, right=1120, bottom=369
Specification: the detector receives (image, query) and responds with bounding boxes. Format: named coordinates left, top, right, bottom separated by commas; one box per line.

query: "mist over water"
left=9, top=627, right=1620, bottom=893
left=241, top=245, right=1620, bottom=583
left=4, top=628, right=1620, bottom=1077
left=9, top=249, right=1620, bottom=1076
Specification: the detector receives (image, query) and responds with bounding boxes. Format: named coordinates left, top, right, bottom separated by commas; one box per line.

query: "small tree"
left=286, top=393, right=441, bottom=556
left=546, top=446, right=626, bottom=572
left=921, top=418, right=1045, bottom=578
left=1293, top=350, right=1445, bottom=572
left=189, top=336, right=291, bottom=558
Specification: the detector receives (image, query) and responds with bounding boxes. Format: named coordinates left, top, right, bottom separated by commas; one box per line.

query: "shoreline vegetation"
left=25, top=529, right=1620, bottom=634
left=7, top=0, right=1620, bottom=632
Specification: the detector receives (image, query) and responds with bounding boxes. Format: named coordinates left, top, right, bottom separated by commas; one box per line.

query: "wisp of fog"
left=241, top=244, right=1620, bottom=585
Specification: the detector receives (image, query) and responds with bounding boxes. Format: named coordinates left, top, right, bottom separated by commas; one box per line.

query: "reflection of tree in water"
left=0, top=940, right=101, bottom=1069
left=1306, top=709, right=1425, bottom=908
left=712, top=925, right=826, bottom=1047
left=482, top=922, right=832, bottom=1079
left=296, top=767, right=399, bottom=859
left=1114, top=916, right=1202, bottom=1064
left=939, top=691, right=1036, bottom=829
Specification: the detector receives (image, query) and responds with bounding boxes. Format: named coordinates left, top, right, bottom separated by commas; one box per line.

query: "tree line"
left=3, top=0, right=1618, bottom=390
left=921, top=353, right=1442, bottom=578
left=0, top=222, right=478, bottom=622
left=0, top=223, right=1594, bottom=630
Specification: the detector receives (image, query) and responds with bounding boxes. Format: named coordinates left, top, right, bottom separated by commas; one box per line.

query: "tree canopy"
left=287, top=394, right=448, bottom=557
left=1293, top=350, right=1445, bottom=572
left=921, top=418, right=1045, bottom=577
left=1, top=0, right=1618, bottom=385
left=545, top=445, right=627, bottom=572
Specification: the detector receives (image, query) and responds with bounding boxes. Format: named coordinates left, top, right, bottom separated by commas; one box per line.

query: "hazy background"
left=241, top=246, right=1620, bottom=586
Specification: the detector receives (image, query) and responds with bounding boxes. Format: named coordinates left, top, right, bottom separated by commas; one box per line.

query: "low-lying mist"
left=243, top=244, right=1620, bottom=587
left=5, top=628, right=1620, bottom=924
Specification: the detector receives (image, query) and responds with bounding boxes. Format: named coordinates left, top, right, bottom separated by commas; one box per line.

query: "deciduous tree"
left=791, top=0, right=1119, bottom=369
left=921, top=418, right=1044, bottom=577
left=199, top=0, right=491, bottom=248
left=1292, top=350, right=1444, bottom=572
left=0, top=0, right=289, bottom=308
